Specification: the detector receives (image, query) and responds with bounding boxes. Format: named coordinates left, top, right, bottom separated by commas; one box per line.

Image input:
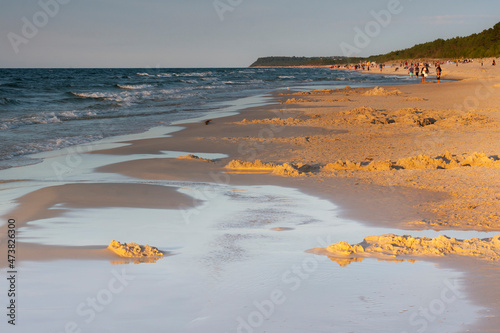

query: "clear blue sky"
left=1, top=0, right=499, bottom=68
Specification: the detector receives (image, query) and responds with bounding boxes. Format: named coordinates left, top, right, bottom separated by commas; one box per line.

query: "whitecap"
left=116, top=84, right=153, bottom=90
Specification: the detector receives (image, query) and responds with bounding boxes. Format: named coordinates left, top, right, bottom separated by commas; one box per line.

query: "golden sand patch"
left=397, top=152, right=500, bottom=169
left=362, top=86, right=402, bottom=96
left=324, top=107, right=440, bottom=126
left=224, top=160, right=314, bottom=177
left=322, top=152, right=500, bottom=171
left=281, top=98, right=312, bottom=104
left=309, top=234, right=500, bottom=261
left=323, top=160, right=393, bottom=171
left=225, top=153, right=499, bottom=178
left=108, top=240, right=164, bottom=258
left=438, top=112, right=493, bottom=127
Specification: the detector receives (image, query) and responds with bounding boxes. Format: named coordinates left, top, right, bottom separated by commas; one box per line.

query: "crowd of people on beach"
left=334, top=61, right=442, bottom=83
left=406, top=62, right=442, bottom=83
left=333, top=57, right=498, bottom=84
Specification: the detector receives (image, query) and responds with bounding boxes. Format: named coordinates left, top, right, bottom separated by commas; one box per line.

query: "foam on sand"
left=309, top=234, right=500, bottom=261
left=108, top=240, right=164, bottom=258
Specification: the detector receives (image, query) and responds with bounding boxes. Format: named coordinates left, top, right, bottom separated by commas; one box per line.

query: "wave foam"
left=0, top=110, right=102, bottom=130
left=3, top=135, right=104, bottom=161
left=116, top=84, right=153, bottom=90
left=0, top=112, right=61, bottom=130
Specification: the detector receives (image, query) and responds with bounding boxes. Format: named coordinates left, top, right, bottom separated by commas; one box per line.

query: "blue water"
left=0, top=68, right=412, bottom=169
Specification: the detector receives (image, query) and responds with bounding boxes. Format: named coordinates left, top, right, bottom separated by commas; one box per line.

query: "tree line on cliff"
left=250, top=21, right=500, bottom=67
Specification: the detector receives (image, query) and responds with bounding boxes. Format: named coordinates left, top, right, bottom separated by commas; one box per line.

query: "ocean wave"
left=175, top=72, right=212, bottom=77
left=71, top=92, right=109, bottom=100
left=70, top=91, right=143, bottom=103
left=278, top=76, right=295, bottom=79
left=136, top=72, right=173, bottom=78
left=3, top=135, right=104, bottom=161
left=0, top=97, right=20, bottom=105
left=116, top=84, right=153, bottom=90
left=2, top=82, right=23, bottom=88
left=0, top=110, right=102, bottom=130
left=70, top=88, right=199, bottom=105
left=0, top=112, right=62, bottom=130
left=202, top=85, right=225, bottom=90
left=180, top=79, right=198, bottom=84
left=167, top=92, right=200, bottom=99
left=58, top=110, right=98, bottom=120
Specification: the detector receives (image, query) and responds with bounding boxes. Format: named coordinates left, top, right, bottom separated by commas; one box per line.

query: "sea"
left=0, top=67, right=413, bottom=170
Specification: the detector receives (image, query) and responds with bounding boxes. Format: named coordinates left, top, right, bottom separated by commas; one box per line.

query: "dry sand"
left=2, top=59, right=500, bottom=331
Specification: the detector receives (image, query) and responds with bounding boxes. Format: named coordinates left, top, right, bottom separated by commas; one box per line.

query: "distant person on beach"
left=379, top=63, right=383, bottom=72
left=415, top=65, right=419, bottom=78
left=435, top=64, right=442, bottom=83
left=409, top=66, right=414, bottom=78
left=422, top=64, right=429, bottom=83
left=493, top=60, right=496, bottom=66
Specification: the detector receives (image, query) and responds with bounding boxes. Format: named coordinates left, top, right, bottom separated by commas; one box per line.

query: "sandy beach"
left=1, top=60, right=500, bottom=332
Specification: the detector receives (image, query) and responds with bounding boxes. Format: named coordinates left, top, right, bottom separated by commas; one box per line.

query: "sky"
left=1, top=0, right=499, bottom=68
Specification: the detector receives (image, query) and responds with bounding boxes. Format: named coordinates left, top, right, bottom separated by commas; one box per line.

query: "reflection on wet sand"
left=325, top=256, right=416, bottom=267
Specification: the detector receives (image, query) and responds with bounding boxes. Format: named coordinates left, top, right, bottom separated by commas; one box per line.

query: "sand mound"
left=225, top=160, right=313, bottom=177
left=281, top=98, right=311, bottom=104
left=337, top=106, right=438, bottom=125
left=439, top=112, right=493, bottom=127
left=323, top=160, right=393, bottom=171
left=237, top=117, right=302, bottom=126
left=363, top=86, right=402, bottom=96
left=397, top=154, right=455, bottom=169
left=108, top=240, right=164, bottom=258
left=322, top=152, right=500, bottom=172
left=225, top=159, right=276, bottom=171
left=309, top=234, right=500, bottom=261
left=337, top=106, right=395, bottom=125
left=397, top=152, right=500, bottom=169
left=178, top=154, right=213, bottom=162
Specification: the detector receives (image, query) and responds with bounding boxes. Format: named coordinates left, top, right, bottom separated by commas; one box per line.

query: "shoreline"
left=1, top=65, right=500, bottom=331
